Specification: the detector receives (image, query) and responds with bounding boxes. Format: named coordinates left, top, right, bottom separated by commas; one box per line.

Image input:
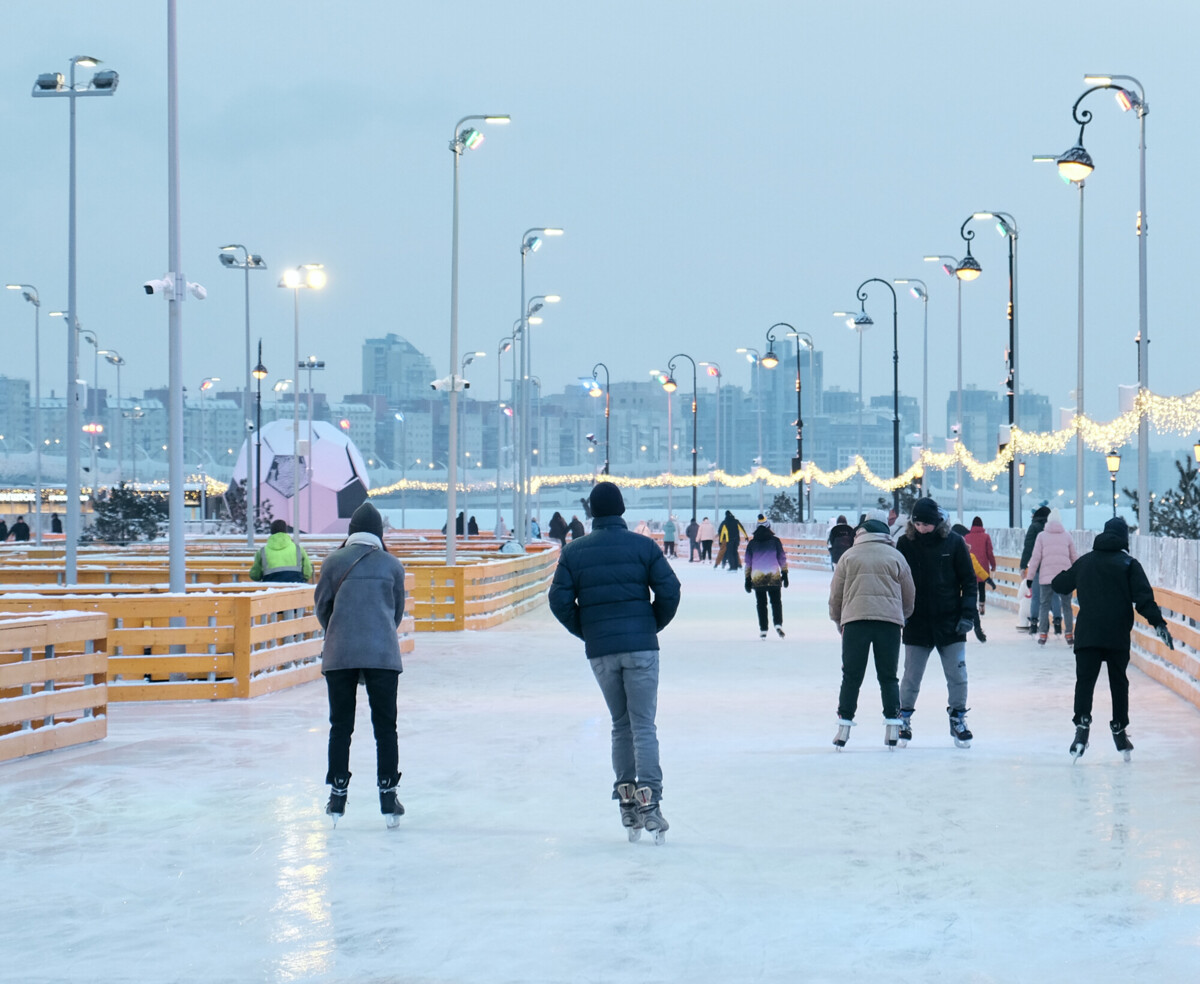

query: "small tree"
left=83, top=483, right=169, bottom=545
left=767, top=492, right=799, bottom=524
left=1126, top=458, right=1200, bottom=538
left=220, top=480, right=275, bottom=535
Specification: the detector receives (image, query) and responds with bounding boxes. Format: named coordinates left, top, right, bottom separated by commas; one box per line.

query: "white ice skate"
left=617, top=782, right=643, bottom=842
left=833, top=718, right=854, bottom=750
left=633, top=786, right=668, bottom=845
left=884, top=718, right=902, bottom=750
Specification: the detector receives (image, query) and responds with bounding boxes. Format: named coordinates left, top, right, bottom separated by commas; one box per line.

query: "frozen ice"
left=3, top=562, right=1199, bottom=983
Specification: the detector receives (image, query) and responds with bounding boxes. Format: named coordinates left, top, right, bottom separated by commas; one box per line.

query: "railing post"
left=232, top=594, right=252, bottom=699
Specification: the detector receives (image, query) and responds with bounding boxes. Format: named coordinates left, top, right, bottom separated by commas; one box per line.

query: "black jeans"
left=701, top=540, right=713, bottom=560
left=838, top=620, right=901, bottom=720
left=977, top=581, right=987, bottom=608
left=754, top=585, right=782, bottom=632
left=1074, top=647, right=1130, bottom=729
left=688, top=538, right=699, bottom=561
left=325, top=668, right=400, bottom=785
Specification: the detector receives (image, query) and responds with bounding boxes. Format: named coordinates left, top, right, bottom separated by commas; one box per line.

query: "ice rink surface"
left=4, top=561, right=1200, bottom=984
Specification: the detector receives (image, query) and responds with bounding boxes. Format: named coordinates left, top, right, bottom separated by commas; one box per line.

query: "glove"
left=1155, top=623, right=1175, bottom=650
left=744, top=579, right=752, bottom=594
left=1026, top=580, right=1033, bottom=589
left=781, top=570, right=789, bottom=588
left=955, top=618, right=975, bottom=636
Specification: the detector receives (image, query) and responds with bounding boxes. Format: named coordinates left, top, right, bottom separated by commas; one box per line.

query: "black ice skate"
left=617, top=782, right=644, bottom=842
left=378, top=774, right=405, bottom=829
left=775, top=626, right=785, bottom=638
left=884, top=717, right=902, bottom=750
left=1070, top=716, right=1091, bottom=761
left=833, top=718, right=854, bottom=750
left=898, top=710, right=913, bottom=747
left=633, top=785, right=668, bottom=845
left=1110, top=721, right=1133, bottom=762
left=948, top=707, right=973, bottom=748
left=326, top=774, right=350, bottom=826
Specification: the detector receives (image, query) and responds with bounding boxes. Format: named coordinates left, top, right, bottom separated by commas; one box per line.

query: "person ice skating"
left=744, top=514, right=789, bottom=639
left=314, top=501, right=408, bottom=828
left=1051, top=516, right=1171, bottom=761
left=10, top=516, right=30, bottom=542
left=962, top=516, right=995, bottom=615
left=895, top=497, right=978, bottom=748
left=828, top=518, right=915, bottom=749
left=0, top=518, right=8, bottom=542
left=716, top=511, right=747, bottom=570
left=662, top=516, right=677, bottom=557
left=547, top=481, right=681, bottom=844
left=548, top=511, right=568, bottom=547
left=467, top=516, right=479, bottom=536
left=568, top=515, right=586, bottom=540
left=1024, top=509, right=1078, bottom=645
left=685, top=517, right=700, bottom=561
left=1019, top=504, right=1051, bottom=633
left=249, top=519, right=314, bottom=583
left=51, top=513, right=63, bottom=535
left=698, top=516, right=717, bottom=560
left=827, top=515, right=855, bottom=568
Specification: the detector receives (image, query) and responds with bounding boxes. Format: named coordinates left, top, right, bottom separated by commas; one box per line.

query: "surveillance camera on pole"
left=430, top=374, right=469, bottom=392
left=142, top=273, right=207, bottom=299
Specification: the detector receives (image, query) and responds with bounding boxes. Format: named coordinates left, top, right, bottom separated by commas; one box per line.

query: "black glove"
left=781, top=570, right=789, bottom=588
left=1026, top=579, right=1033, bottom=589
left=955, top=618, right=975, bottom=636
left=744, top=579, right=752, bottom=594
left=1155, top=623, right=1175, bottom=650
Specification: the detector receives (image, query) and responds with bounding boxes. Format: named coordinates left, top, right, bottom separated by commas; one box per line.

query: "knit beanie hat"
left=756, top=513, right=771, bottom=528
left=911, top=497, right=941, bottom=525
left=861, top=519, right=890, bottom=535
left=1033, top=504, right=1051, bottom=520
left=588, top=481, right=625, bottom=518
left=1048, top=508, right=1062, bottom=525
left=1103, top=515, right=1129, bottom=546
left=348, top=501, right=384, bottom=539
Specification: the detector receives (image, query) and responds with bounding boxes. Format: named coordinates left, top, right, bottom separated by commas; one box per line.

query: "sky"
left=3, top=0, right=1199, bottom=452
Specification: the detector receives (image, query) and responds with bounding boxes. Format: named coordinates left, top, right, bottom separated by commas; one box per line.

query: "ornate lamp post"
left=590, top=362, right=611, bottom=476
left=252, top=343, right=268, bottom=531
left=662, top=353, right=698, bottom=520
left=1106, top=451, right=1122, bottom=518
left=698, top=361, right=721, bottom=514
left=5, top=285, right=44, bottom=542
left=851, top=280, right=900, bottom=513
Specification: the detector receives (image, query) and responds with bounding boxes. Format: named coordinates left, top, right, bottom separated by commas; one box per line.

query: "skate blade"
left=1122, top=750, right=1132, bottom=762
left=897, top=738, right=909, bottom=747
left=386, top=815, right=402, bottom=829
left=651, top=830, right=666, bottom=845
left=628, top=828, right=642, bottom=843
left=953, top=738, right=972, bottom=749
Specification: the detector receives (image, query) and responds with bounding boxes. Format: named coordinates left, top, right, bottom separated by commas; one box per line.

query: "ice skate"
left=1110, top=721, right=1133, bottom=762
left=884, top=718, right=902, bottom=750
left=948, top=707, right=973, bottom=748
left=617, top=782, right=643, bottom=842
left=897, top=710, right=913, bottom=747
left=1070, top=716, right=1091, bottom=761
left=326, top=775, right=350, bottom=826
left=833, top=718, right=854, bottom=750
left=1053, top=616, right=1063, bottom=636
left=633, top=786, right=668, bottom=845
left=1037, top=633, right=1048, bottom=646
left=759, top=630, right=767, bottom=639
left=378, top=775, right=405, bottom=829
left=775, top=626, right=785, bottom=638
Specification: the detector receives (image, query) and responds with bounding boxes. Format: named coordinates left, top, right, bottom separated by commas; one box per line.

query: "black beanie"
left=589, top=481, right=625, bottom=518
left=1103, top=515, right=1129, bottom=546
left=349, top=501, right=384, bottom=539
left=1034, top=505, right=1051, bottom=520
left=912, top=497, right=941, bottom=524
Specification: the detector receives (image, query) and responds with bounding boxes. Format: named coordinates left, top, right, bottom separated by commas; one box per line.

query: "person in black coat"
left=548, top=511, right=568, bottom=547
left=827, top=515, right=855, bottom=567
left=547, top=481, right=681, bottom=841
left=567, top=515, right=586, bottom=540
left=10, top=516, right=30, bottom=542
left=717, top=511, right=746, bottom=570
left=467, top=515, right=479, bottom=536
left=896, top=497, right=978, bottom=747
left=51, top=514, right=63, bottom=534
left=1019, top=504, right=1051, bottom=633
left=0, top=519, right=8, bottom=542
left=1051, top=516, right=1169, bottom=759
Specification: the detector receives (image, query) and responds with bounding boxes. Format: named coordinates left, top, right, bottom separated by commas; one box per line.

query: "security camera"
left=187, top=281, right=207, bottom=300
left=246, top=421, right=256, bottom=433
left=143, top=277, right=173, bottom=297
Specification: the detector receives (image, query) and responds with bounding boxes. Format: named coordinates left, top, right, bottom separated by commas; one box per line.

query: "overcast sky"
left=3, top=1, right=1198, bottom=451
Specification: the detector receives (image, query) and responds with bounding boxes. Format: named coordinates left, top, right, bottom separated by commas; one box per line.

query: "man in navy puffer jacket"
left=548, top=481, right=680, bottom=841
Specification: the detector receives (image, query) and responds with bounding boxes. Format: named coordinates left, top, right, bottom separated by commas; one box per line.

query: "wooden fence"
left=0, top=611, right=108, bottom=762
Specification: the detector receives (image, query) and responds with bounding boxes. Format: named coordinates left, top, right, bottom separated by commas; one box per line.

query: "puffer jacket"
left=962, top=522, right=995, bottom=580
left=697, top=518, right=718, bottom=541
left=315, top=532, right=407, bottom=673
left=829, top=529, right=915, bottom=627
left=896, top=522, right=977, bottom=647
left=744, top=525, right=787, bottom=588
left=249, top=531, right=313, bottom=582
left=548, top=515, right=681, bottom=658
left=1051, top=527, right=1164, bottom=650
left=1027, top=520, right=1078, bottom=585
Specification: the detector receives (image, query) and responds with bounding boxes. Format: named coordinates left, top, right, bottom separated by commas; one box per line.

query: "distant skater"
left=744, top=514, right=788, bottom=639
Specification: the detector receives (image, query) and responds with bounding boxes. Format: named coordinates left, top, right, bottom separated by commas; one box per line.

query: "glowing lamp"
left=1056, top=144, right=1094, bottom=183
left=760, top=350, right=780, bottom=369
left=955, top=253, right=982, bottom=282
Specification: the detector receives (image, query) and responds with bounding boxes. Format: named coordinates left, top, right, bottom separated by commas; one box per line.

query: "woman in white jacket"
left=1024, top=509, right=1078, bottom=645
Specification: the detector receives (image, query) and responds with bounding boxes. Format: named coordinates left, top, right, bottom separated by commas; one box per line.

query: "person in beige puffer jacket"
left=1024, top=509, right=1079, bottom=644
left=828, top=519, right=916, bottom=748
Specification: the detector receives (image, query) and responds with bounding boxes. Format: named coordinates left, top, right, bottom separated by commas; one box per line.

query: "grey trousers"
left=900, top=642, right=968, bottom=713
left=590, top=650, right=662, bottom=800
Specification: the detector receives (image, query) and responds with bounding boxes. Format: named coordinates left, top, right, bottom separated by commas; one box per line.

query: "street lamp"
left=698, top=361, right=720, bottom=514
left=77, top=328, right=102, bottom=494
left=198, top=376, right=219, bottom=533
left=763, top=323, right=805, bottom=517
left=278, top=263, right=326, bottom=536
left=447, top=113, right=510, bottom=565
left=1106, top=450, right=1122, bottom=517
left=459, top=350, right=484, bottom=535
left=662, top=353, right=698, bottom=520
left=853, top=280, right=900, bottom=513
left=894, top=278, right=929, bottom=494
left=99, top=349, right=124, bottom=487
left=5, top=285, right=44, bottom=543
left=496, top=337, right=513, bottom=525
left=591, top=362, right=611, bottom=477
left=735, top=346, right=766, bottom=511
left=33, top=55, right=118, bottom=580
left=253, top=344, right=268, bottom=531
left=786, top=330, right=815, bottom=520
left=298, top=354, right=325, bottom=536
left=955, top=210, right=1020, bottom=528
left=218, top=244, right=267, bottom=547
left=517, top=228, right=562, bottom=548
left=834, top=311, right=871, bottom=517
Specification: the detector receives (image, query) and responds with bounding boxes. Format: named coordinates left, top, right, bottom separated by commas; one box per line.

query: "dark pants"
left=701, top=540, right=713, bottom=560
left=664, top=540, right=676, bottom=557
left=325, top=668, right=400, bottom=785
left=754, top=585, right=783, bottom=632
left=977, top=581, right=987, bottom=608
left=838, top=620, right=901, bottom=720
left=688, top=538, right=699, bottom=561
left=1074, top=646, right=1130, bottom=729
left=725, top=545, right=741, bottom=570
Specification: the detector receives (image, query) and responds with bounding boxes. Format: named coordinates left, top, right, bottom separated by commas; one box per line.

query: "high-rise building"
left=361, top=334, right=437, bottom=405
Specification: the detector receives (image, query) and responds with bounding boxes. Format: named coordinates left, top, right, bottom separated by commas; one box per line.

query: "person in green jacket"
left=249, top=519, right=314, bottom=583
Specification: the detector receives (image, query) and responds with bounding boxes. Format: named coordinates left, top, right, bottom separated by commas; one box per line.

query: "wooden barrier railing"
left=0, top=611, right=108, bottom=762
left=407, top=546, right=560, bottom=630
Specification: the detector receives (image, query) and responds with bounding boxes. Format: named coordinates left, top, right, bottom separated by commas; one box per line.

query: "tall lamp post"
left=516, top=230, right=562, bottom=548
left=32, top=54, right=118, bottom=581
left=252, top=344, right=268, bottom=531
left=786, top=331, right=815, bottom=520
left=459, top=351, right=484, bottom=535
left=590, top=362, right=611, bottom=476
left=99, top=349, right=124, bottom=487
left=698, top=361, right=721, bottom=515
left=447, top=114, right=510, bottom=565
left=852, top=280, right=900, bottom=513
left=1106, top=451, right=1121, bottom=518
left=736, top=346, right=766, bottom=511
left=298, top=354, right=325, bottom=536
left=495, top=337, right=513, bottom=525
left=922, top=257, right=963, bottom=507
left=5, top=285, right=44, bottom=543
left=198, top=376, right=219, bottom=533
left=278, top=264, right=326, bottom=536
left=662, top=353, right=698, bottom=521
left=218, top=244, right=267, bottom=547
left=834, top=311, right=871, bottom=517
left=894, top=278, right=929, bottom=494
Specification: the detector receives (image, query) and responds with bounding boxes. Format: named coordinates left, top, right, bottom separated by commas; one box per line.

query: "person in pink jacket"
left=1023, top=509, right=1078, bottom=645
left=962, top=517, right=996, bottom=615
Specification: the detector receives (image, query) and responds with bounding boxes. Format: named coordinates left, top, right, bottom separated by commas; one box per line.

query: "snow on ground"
left=3, top=560, right=1200, bottom=984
